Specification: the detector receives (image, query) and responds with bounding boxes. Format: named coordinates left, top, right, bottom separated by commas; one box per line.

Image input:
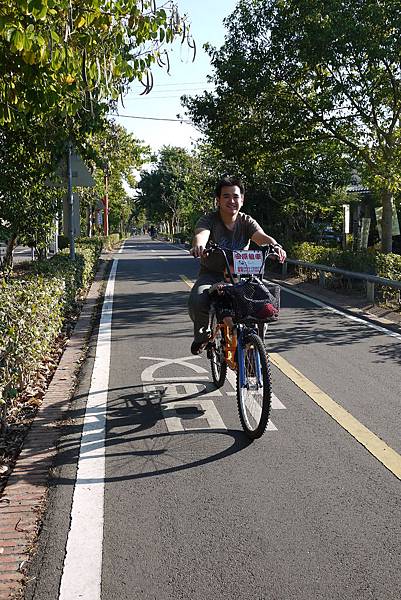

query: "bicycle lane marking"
left=224, top=369, right=284, bottom=431
left=270, top=353, right=401, bottom=481
left=140, top=355, right=226, bottom=432
left=58, top=249, right=122, bottom=600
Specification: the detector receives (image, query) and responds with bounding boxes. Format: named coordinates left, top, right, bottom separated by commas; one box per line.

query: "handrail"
left=280, top=258, right=401, bottom=303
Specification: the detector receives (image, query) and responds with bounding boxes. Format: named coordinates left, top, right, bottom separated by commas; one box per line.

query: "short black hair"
left=215, top=175, right=245, bottom=198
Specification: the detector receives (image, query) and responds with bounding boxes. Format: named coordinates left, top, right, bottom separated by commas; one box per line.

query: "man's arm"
left=190, top=228, right=210, bottom=258
left=251, top=230, right=287, bottom=263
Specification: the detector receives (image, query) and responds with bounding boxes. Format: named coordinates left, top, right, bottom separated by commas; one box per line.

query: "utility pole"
left=103, top=161, right=110, bottom=237
left=67, top=140, right=76, bottom=260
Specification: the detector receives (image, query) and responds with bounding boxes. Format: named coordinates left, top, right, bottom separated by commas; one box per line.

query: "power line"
left=131, top=81, right=213, bottom=87
left=113, top=113, right=192, bottom=123
left=127, top=88, right=213, bottom=96
left=124, top=95, right=201, bottom=100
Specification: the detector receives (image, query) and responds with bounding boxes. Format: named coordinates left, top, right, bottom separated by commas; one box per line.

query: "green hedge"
left=0, top=277, right=65, bottom=414
left=0, top=236, right=117, bottom=429
left=288, top=242, right=401, bottom=306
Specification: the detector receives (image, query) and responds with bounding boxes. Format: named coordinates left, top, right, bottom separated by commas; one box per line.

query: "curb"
left=0, top=254, right=113, bottom=600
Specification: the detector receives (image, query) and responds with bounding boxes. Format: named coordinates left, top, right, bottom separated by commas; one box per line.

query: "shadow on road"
left=47, top=383, right=252, bottom=487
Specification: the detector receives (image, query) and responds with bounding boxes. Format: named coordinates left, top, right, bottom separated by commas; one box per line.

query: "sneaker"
left=191, top=340, right=206, bottom=355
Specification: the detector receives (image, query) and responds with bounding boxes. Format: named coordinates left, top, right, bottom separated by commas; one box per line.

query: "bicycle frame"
left=211, top=320, right=262, bottom=387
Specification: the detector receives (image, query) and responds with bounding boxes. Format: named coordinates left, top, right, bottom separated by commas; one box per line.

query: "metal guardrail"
left=281, top=258, right=401, bottom=304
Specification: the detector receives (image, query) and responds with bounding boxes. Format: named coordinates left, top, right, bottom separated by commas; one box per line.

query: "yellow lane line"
left=180, top=274, right=194, bottom=289
left=270, top=353, right=401, bottom=481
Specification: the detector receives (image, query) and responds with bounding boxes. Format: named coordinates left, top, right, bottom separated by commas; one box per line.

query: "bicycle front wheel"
left=236, top=332, right=272, bottom=439
left=209, top=314, right=227, bottom=388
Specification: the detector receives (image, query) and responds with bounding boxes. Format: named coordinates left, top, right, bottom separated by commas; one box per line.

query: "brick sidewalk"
left=0, top=256, right=111, bottom=600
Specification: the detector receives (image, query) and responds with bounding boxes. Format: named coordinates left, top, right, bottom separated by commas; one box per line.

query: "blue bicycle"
left=206, top=243, right=281, bottom=439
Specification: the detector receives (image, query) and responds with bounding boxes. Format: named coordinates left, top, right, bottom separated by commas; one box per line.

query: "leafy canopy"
left=0, top=0, right=194, bottom=123
left=184, top=0, right=401, bottom=250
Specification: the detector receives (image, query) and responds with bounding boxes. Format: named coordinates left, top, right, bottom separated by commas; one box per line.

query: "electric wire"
left=112, top=114, right=192, bottom=123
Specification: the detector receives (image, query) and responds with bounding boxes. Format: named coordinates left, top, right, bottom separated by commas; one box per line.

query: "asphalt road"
left=27, top=237, right=401, bottom=600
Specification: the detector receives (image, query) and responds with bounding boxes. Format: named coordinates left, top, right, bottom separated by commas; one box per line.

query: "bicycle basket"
left=224, top=279, right=280, bottom=321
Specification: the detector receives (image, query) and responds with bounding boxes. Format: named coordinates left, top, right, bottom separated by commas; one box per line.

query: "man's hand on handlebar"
left=190, top=245, right=208, bottom=258
left=272, top=245, right=286, bottom=264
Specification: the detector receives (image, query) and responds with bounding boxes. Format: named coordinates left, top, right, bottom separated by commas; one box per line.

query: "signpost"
left=46, top=144, right=95, bottom=260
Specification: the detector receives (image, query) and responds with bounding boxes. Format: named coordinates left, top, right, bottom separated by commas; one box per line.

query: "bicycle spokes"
left=236, top=332, right=272, bottom=439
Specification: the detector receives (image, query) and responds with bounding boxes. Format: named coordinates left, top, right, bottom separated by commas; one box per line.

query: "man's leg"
left=188, top=273, right=222, bottom=349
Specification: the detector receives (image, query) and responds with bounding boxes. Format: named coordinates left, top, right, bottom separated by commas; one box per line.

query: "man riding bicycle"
left=188, top=175, right=286, bottom=355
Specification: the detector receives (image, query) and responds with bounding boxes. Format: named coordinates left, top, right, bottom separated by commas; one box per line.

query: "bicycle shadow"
left=52, top=382, right=252, bottom=486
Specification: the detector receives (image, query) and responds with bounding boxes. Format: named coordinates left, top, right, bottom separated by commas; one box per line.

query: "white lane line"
left=59, top=252, right=121, bottom=600
left=271, top=282, right=401, bottom=341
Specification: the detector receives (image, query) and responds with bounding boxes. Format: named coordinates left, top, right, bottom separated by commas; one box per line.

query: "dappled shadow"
left=265, top=293, right=401, bottom=366
left=111, top=288, right=191, bottom=341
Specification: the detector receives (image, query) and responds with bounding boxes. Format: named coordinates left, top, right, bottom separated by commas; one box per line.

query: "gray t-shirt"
left=195, top=210, right=262, bottom=274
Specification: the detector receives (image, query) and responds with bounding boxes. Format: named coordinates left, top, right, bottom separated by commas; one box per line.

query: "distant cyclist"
left=188, top=175, right=286, bottom=355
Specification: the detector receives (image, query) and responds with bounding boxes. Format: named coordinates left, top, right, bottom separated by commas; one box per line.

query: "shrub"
left=0, top=277, right=65, bottom=427
left=0, top=237, right=106, bottom=430
left=288, top=242, right=401, bottom=306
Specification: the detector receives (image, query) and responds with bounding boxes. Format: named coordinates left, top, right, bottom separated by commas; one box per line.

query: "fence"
left=281, top=259, right=401, bottom=304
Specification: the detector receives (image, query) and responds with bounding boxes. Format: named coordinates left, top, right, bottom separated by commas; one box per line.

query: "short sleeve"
left=195, top=213, right=213, bottom=231
left=244, top=214, right=263, bottom=237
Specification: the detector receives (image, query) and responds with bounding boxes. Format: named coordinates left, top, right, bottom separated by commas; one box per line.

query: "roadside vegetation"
left=0, top=0, right=194, bottom=464
left=134, top=1, right=401, bottom=311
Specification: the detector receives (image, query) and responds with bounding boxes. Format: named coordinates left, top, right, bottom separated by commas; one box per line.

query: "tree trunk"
left=3, top=233, right=18, bottom=270
left=381, top=189, right=393, bottom=254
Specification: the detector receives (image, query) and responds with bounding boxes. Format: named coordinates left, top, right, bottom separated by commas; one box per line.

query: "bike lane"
left=27, top=237, right=401, bottom=599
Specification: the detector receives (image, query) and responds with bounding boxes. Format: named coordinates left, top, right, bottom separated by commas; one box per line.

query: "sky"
left=115, top=0, right=237, bottom=153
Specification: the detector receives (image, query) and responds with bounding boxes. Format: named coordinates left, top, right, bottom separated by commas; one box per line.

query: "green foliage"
left=102, top=233, right=120, bottom=250
left=137, top=145, right=205, bottom=232
left=183, top=0, right=401, bottom=251
left=0, top=276, right=65, bottom=420
left=0, top=1, right=194, bottom=124
left=0, top=120, right=64, bottom=257
left=79, top=121, right=150, bottom=235
left=0, top=237, right=105, bottom=429
left=289, top=242, right=376, bottom=273
left=289, top=242, right=401, bottom=306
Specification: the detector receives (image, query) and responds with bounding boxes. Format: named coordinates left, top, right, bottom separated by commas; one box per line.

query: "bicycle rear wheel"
left=236, top=332, right=272, bottom=439
left=209, top=314, right=227, bottom=388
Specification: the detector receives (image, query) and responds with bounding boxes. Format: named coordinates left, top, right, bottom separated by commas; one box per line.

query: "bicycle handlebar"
left=205, top=241, right=281, bottom=258
left=203, top=242, right=282, bottom=285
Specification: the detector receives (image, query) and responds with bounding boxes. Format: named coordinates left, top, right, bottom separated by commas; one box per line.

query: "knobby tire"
left=236, top=332, right=272, bottom=439
left=210, top=314, right=227, bottom=388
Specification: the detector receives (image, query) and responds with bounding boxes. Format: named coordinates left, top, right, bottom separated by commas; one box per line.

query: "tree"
left=0, top=120, right=63, bottom=267
left=184, top=0, right=401, bottom=252
left=80, top=121, right=150, bottom=235
left=137, top=146, right=204, bottom=234
left=0, top=1, right=194, bottom=125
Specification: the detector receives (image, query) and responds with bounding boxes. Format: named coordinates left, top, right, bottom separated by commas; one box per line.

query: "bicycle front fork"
left=237, top=329, right=263, bottom=388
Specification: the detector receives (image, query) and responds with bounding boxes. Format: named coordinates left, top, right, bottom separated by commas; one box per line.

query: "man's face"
left=217, top=185, right=244, bottom=218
